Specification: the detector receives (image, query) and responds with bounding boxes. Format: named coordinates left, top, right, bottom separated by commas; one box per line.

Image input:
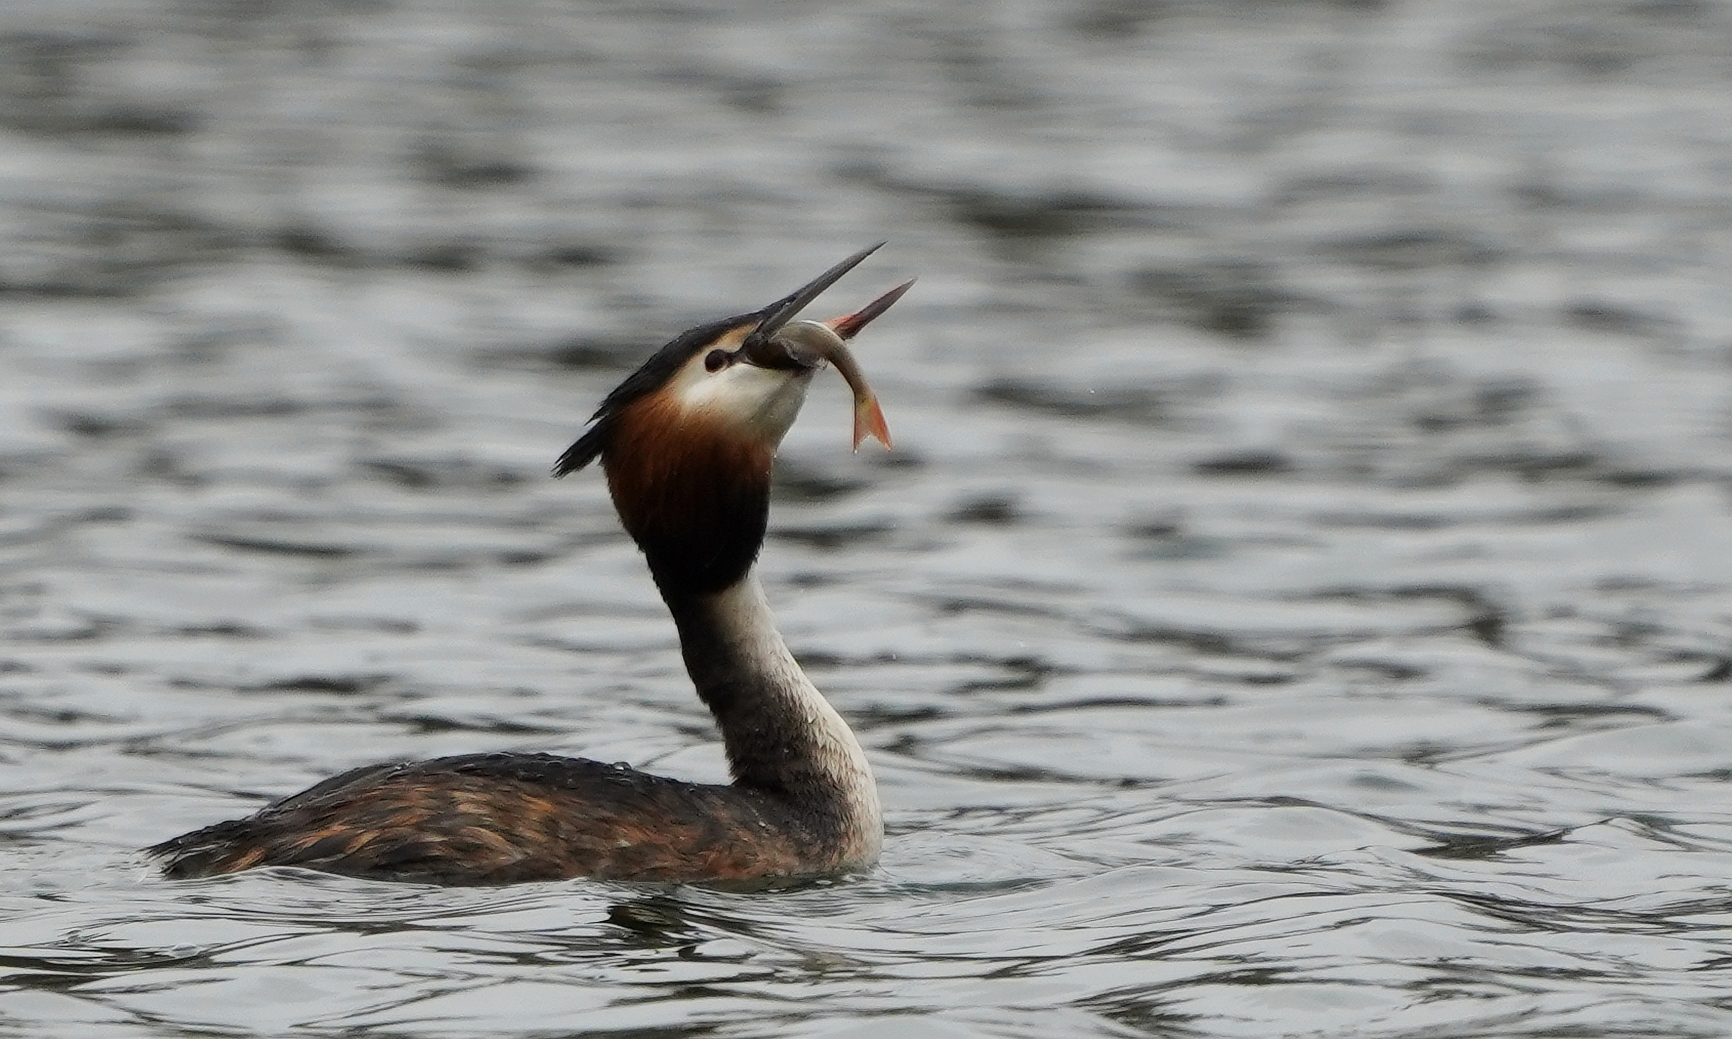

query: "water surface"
left=5, top=1, right=1732, bottom=1035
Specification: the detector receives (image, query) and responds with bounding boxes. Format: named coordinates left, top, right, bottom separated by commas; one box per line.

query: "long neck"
left=662, top=575, right=882, bottom=866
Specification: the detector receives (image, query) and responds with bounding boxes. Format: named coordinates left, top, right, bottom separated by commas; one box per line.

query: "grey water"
left=5, top=0, right=1732, bottom=1035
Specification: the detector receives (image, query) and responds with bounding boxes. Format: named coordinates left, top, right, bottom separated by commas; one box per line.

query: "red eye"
left=704, top=349, right=729, bottom=372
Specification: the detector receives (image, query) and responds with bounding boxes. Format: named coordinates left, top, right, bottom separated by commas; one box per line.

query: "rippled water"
left=6, top=0, right=1732, bottom=1035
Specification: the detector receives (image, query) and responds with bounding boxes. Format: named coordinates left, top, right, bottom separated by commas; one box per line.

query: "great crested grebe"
left=152, top=244, right=911, bottom=885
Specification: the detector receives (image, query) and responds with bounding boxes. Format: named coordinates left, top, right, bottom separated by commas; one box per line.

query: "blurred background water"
left=5, top=0, right=1732, bottom=1035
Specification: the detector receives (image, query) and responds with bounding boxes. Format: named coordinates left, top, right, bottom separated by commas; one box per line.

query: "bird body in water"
left=151, top=245, right=912, bottom=885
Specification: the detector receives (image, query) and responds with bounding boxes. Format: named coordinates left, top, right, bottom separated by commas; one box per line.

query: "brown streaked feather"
left=150, top=753, right=830, bottom=884
left=226, top=847, right=267, bottom=872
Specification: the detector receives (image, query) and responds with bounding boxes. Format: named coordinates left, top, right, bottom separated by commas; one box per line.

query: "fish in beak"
left=736, top=249, right=913, bottom=450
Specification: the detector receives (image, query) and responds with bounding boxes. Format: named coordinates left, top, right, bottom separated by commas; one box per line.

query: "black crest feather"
left=552, top=313, right=757, bottom=478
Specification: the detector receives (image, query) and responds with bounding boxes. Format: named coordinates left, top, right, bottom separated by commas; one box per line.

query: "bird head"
left=555, top=244, right=910, bottom=595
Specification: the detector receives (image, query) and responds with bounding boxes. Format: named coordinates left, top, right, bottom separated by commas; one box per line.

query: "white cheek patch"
left=668, top=355, right=816, bottom=444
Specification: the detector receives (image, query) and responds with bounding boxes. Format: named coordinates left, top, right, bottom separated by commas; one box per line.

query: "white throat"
left=667, top=347, right=818, bottom=446
left=695, top=577, right=883, bottom=866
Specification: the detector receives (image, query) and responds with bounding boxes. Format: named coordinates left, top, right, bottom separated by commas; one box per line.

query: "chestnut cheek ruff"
left=552, top=316, right=754, bottom=480
left=604, top=394, right=775, bottom=596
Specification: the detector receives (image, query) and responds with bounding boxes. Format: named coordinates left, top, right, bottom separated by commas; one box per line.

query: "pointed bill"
left=748, top=243, right=887, bottom=344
